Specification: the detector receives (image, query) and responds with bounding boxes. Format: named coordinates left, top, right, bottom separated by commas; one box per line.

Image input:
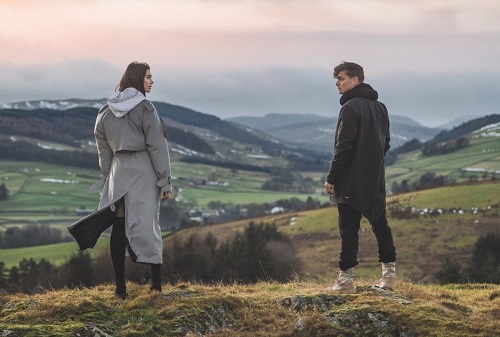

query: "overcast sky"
left=1, top=0, right=500, bottom=127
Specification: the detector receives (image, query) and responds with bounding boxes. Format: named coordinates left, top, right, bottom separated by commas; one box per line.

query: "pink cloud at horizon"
left=2, top=0, right=499, bottom=67
left=1, top=0, right=500, bottom=127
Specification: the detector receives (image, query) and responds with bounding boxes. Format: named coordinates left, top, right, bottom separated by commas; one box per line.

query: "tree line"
left=0, top=225, right=72, bottom=248
left=0, top=137, right=99, bottom=169
left=261, top=169, right=316, bottom=194
left=0, top=222, right=301, bottom=293
left=390, top=171, right=448, bottom=195
left=386, top=136, right=469, bottom=167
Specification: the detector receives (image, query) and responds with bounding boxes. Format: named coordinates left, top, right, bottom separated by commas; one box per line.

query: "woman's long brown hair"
left=117, top=62, right=150, bottom=95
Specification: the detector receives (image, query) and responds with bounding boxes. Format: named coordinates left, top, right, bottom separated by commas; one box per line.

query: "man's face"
left=335, top=70, right=359, bottom=94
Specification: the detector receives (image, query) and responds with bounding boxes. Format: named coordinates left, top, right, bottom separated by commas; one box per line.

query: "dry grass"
left=1, top=281, right=500, bottom=337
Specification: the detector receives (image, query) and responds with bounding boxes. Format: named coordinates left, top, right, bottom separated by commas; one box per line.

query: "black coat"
left=326, top=83, right=390, bottom=222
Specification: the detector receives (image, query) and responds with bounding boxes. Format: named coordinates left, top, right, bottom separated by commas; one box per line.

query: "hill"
left=1, top=281, right=499, bottom=336
left=386, top=115, right=500, bottom=189
left=0, top=102, right=328, bottom=173
left=161, top=181, right=500, bottom=283
left=430, top=114, right=500, bottom=143
left=3, top=181, right=499, bottom=284
left=227, top=113, right=442, bottom=152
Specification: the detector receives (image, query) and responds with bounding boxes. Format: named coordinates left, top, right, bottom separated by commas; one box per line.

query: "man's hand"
left=324, top=182, right=334, bottom=195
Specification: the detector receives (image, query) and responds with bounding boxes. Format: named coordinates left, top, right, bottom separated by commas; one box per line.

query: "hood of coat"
left=340, top=83, right=378, bottom=106
left=107, top=88, right=146, bottom=118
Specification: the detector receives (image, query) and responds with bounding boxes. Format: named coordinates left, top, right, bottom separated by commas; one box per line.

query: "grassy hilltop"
left=1, top=281, right=500, bottom=336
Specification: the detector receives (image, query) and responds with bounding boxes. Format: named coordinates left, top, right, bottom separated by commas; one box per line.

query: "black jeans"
left=337, top=203, right=396, bottom=271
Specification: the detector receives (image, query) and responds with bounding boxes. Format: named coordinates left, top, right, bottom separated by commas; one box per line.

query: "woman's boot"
left=111, top=217, right=127, bottom=299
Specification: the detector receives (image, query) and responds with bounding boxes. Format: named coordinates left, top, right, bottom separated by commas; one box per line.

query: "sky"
left=1, top=0, right=500, bottom=127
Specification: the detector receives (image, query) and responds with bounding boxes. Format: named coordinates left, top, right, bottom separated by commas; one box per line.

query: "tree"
left=162, top=222, right=301, bottom=284
left=435, top=257, right=464, bottom=284
left=62, top=251, right=94, bottom=288
left=0, top=262, right=7, bottom=289
left=0, top=183, right=8, bottom=201
left=467, top=232, right=500, bottom=283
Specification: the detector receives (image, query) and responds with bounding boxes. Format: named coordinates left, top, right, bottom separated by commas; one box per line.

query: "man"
left=324, top=61, right=396, bottom=293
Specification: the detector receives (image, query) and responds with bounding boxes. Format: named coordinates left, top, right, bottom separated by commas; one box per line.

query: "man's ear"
left=352, top=76, right=360, bottom=85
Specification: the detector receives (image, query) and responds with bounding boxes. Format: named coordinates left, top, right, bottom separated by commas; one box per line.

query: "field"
left=386, top=135, right=500, bottom=187
left=0, top=159, right=323, bottom=267
left=168, top=181, right=500, bottom=284
left=2, top=171, right=499, bottom=282
left=1, top=141, right=500, bottom=336
left=1, top=132, right=500, bottom=281
left=0, top=160, right=319, bottom=227
left=0, top=239, right=109, bottom=268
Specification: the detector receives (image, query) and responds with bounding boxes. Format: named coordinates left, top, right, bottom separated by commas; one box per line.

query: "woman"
left=94, top=61, right=172, bottom=298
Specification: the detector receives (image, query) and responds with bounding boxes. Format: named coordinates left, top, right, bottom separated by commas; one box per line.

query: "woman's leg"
left=150, top=264, right=162, bottom=292
left=110, top=200, right=127, bottom=298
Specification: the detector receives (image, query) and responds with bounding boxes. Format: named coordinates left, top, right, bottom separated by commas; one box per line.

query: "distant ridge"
left=227, top=113, right=327, bottom=132
left=0, top=100, right=329, bottom=172
left=227, top=112, right=442, bottom=151
left=0, top=98, right=106, bottom=111
left=430, top=114, right=500, bottom=143
left=436, top=115, right=478, bottom=130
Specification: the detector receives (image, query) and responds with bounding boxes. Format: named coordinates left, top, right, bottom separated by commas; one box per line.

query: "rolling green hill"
left=386, top=125, right=500, bottom=189
left=3, top=181, right=499, bottom=284
left=1, top=103, right=500, bottom=285
left=163, top=181, right=500, bottom=284
left=0, top=159, right=319, bottom=257
left=0, top=104, right=329, bottom=174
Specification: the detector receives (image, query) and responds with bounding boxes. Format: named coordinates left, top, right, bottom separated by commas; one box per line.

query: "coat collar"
left=340, top=83, right=378, bottom=106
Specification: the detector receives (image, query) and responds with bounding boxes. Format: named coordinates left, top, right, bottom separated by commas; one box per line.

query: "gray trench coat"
left=96, top=99, right=172, bottom=264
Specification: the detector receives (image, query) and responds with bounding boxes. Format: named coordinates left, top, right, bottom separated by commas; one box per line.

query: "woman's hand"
left=162, top=191, right=173, bottom=201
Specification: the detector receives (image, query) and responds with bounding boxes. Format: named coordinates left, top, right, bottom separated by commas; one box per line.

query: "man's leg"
left=338, top=203, right=361, bottom=270
left=326, top=203, right=360, bottom=293
left=371, top=211, right=396, bottom=290
left=371, top=210, right=396, bottom=264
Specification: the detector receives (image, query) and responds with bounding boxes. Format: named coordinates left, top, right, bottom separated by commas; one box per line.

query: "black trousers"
left=337, top=203, right=396, bottom=271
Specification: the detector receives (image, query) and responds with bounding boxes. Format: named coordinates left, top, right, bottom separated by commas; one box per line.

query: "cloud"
left=1, top=0, right=500, bottom=128
left=0, top=60, right=120, bottom=101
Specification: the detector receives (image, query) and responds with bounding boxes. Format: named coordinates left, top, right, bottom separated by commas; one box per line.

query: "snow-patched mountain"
left=0, top=99, right=106, bottom=110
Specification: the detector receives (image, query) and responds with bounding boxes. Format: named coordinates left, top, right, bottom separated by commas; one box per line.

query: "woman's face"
left=144, top=69, right=154, bottom=93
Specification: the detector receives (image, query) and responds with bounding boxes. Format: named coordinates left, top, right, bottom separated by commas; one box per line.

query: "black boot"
left=150, top=264, right=162, bottom=292
left=111, top=217, right=127, bottom=299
